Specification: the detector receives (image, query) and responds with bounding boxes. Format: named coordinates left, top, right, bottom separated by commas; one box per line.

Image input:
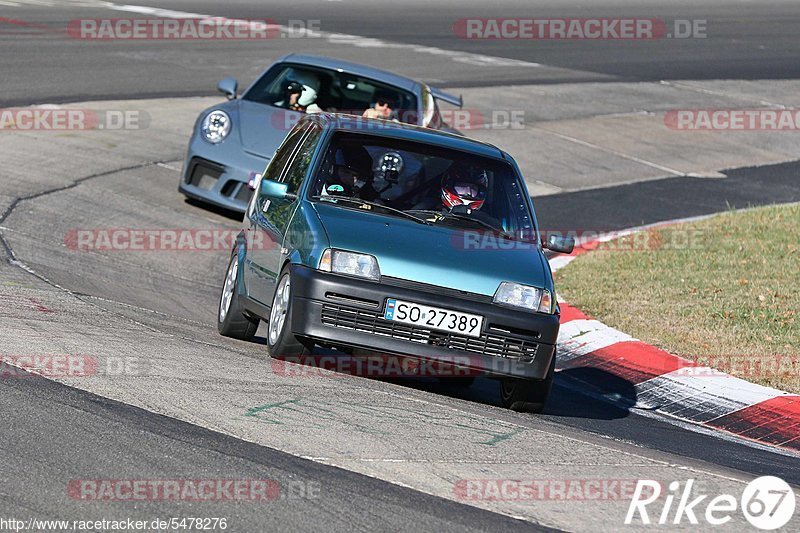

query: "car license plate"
left=384, top=298, right=484, bottom=338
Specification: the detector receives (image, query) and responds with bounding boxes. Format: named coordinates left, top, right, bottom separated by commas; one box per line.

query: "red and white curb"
left=549, top=222, right=800, bottom=455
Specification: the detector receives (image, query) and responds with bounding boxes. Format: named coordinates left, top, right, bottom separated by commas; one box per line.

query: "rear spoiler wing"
left=430, top=87, right=463, bottom=108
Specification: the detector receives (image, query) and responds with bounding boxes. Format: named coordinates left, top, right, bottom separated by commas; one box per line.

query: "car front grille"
left=187, top=158, right=224, bottom=190
left=233, top=183, right=253, bottom=204
left=320, top=303, right=539, bottom=361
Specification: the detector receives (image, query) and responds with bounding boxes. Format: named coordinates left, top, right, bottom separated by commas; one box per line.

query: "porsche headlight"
left=493, top=282, right=553, bottom=313
left=201, top=110, right=231, bottom=143
left=319, top=249, right=381, bottom=281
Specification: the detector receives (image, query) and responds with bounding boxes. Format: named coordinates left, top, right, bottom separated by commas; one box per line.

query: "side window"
left=282, top=124, right=323, bottom=193
left=248, top=122, right=310, bottom=218
left=262, top=122, right=311, bottom=182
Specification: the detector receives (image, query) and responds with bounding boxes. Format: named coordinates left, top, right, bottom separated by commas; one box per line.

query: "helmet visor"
left=452, top=182, right=484, bottom=200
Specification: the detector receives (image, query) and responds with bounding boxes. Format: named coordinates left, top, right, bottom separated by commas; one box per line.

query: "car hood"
left=312, top=202, right=549, bottom=297
left=235, top=100, right=302, bottom=159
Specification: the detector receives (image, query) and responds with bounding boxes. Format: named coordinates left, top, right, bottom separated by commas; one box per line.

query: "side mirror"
left=260, top=179, right=297, bottom=201
left=543, top=234, right=575, bottom=254
left=217, top=78, right=238, bottom=100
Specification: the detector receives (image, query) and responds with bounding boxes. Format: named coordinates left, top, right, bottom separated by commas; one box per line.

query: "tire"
left=266, top=266, right=312, bottom=358
left=218, top=253, right=259, bottom=340
left=499, top=354, right=555, bottom=413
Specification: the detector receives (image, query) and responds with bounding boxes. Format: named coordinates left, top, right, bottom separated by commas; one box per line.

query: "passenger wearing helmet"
left=275, top=71, right=324, bottom=113
left=321, top=144, right=377, bottom=200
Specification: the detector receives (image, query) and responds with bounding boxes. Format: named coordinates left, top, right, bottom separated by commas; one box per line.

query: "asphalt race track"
left=1, top=1, right=799, bottom=531
left=5, top=0, right=800, bottom=106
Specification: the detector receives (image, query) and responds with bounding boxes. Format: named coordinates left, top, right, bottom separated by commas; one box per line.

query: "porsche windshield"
left=309, top=133, right=536, bottom=238
left=243, top=63, right=418, bottom=124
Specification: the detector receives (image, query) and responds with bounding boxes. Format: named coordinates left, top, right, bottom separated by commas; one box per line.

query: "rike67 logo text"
left=626, top=476, right=795, bottom=530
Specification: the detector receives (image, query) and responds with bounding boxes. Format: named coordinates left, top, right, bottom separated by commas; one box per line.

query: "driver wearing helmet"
left=413, top=163, right=487, bottom=211
left=279, top=81, right=304, bottom=111
left=275, top=71, right=324, bottom=113
left=412, top=163, right=501, bottom=228
left=440, top=165, right=488, bottom=211
left=321, top=144, right=378, bottom=200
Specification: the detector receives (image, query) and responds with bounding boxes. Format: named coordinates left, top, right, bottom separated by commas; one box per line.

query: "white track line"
left=99, top=2, right=541, bottom=68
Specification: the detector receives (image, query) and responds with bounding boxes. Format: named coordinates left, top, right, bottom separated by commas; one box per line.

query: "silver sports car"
left=179, top=54, right=463, bottom=213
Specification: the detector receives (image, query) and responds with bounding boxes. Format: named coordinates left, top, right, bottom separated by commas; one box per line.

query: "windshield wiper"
left=311, top=195, right=431, bottom=226
left=408, top=209, right=512, bottom=236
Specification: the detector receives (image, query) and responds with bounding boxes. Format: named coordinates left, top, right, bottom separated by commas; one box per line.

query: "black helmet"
left=285, top=81, right=304, bottom=95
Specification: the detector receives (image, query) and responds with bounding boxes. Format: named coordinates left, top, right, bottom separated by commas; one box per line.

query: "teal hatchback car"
left=217, top=113, right=574, bottom=412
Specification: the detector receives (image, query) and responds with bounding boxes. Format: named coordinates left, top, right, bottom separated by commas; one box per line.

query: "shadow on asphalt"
left=268, top=349, right=637, bottom=421
left=184, top=198, right=243, bottom=221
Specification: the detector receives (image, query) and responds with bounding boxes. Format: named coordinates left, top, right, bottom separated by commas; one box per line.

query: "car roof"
left=278, top=54, right=420, bottom=92
left=305, top=113, right=508, bottom=161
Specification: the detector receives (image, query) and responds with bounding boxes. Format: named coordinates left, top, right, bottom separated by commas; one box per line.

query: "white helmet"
left=298, top=86, right=318, bottom=106
left=291, top=70, right=320, bottom=107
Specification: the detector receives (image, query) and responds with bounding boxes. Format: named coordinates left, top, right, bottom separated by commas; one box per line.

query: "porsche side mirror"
left=217, top=78, right=238, bottom=100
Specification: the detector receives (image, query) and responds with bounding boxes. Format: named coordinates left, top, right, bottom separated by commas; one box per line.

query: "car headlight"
left=319, top=249, right=381, bottom=281
left=493, top=282, right=553, bottom=313
left=201, top=110, right=231, bottom=143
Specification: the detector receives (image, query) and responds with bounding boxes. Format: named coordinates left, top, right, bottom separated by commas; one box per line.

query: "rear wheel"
left=266, top=267, right=312, bottom=357
left=499, top=354, right=555, bottom=413
left=218, top=254, right=259, bottom=340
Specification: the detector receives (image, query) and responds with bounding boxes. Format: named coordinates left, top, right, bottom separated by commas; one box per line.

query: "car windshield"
left=308, top=133, right=536, bottom=239
left=243, top=63, right=418, bottom=124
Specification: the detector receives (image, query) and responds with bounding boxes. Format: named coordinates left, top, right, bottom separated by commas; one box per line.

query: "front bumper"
left=178, top=135, right=270, bottom=213
left=289, top=265, right=559, bottom=380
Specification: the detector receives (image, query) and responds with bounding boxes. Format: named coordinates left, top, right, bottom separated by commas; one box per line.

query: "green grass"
left=555, top=203, right=800, bottom=392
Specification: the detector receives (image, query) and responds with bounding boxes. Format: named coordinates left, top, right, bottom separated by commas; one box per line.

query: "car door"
left=247, top=122, right=324, bottom=306
left=244, top=122, right=311, bottom=305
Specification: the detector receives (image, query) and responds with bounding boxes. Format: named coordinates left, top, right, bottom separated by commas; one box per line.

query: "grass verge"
left=555, top=203, right=799, bottom=393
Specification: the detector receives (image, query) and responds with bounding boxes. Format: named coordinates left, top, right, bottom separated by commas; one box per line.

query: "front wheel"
left=499, top=354, right=555, bottom=413
left=218, top=254, right=259, bottom=340
left=266, top=267, right=312, bottom=357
